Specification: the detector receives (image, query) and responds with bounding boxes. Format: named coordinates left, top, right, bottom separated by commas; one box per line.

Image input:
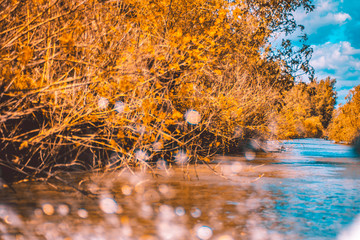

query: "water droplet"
left=114, top=101, right=125, bottom=113
left=196, top=225, right=213, bottom=240
left=57, top=204, right=70, bottom=216
left=0, top=205, right=22, bottom=227
left=135, top=150, right=149, bottom=162
left=156, top=159, right=167, bottom=170
left=158, top=222, right=185, bottom=240
left=175, top=206, right=185, bottom=216
left=175, top=150, right=188, bottom=165
left=121, top=185, right=132, bottom=196
left=98, top=97, right=109, bottom=110
left=245, top=149, right=256, bottom=160
left=77, top=208, right=88, bottom=218
left=99, top=197, right=118, bottom=214
left=185, top=109, right=201, bottom=125
left=190, top=207, right=201, bottom=218
left=42, top=203, right=54, bottom=216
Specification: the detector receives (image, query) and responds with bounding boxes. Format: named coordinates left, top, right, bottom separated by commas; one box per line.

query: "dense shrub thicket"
left=1, top=0, right=318, bottom=180
left=327, top=85, right=360, bottom=144
left=274, top=77, right=337, bottom=139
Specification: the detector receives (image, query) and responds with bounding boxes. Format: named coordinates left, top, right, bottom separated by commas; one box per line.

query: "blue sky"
left=292, top=0, right=360, bottom=105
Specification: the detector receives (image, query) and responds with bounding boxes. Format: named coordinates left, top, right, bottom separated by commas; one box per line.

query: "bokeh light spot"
left=152, top=141, right=163, bottom=151
left=57, top=204, right=70, bottom=216
left=190, top=207, right=201, bottom=218
left=135, top=150, right=149, bottom=162
left=98, top=97, right=109, bottom=110
left=114, top=101, right=125, bottom=113
left=185, top=109, right=201, bottom=125
left=245, top=150, right=256, bottom=160
left=196, top=225, right=213, bottom=240
left=77, top=208, right=88, bottom=218
left=156, top=159, right=167, bottom=170
left=42, top=203, right=54, bottom=216
left=175, top=206, right=185, bottom=216
left=175, top=150, right=188, bottom=165
left=99, top=197, right=118, bottom=214
left=121, top=185, right=133, bottom=196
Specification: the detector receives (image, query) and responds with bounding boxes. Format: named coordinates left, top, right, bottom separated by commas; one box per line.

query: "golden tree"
left=327, top=85, right=360, bottom=143
left=0, top=0, right=314, bottom=180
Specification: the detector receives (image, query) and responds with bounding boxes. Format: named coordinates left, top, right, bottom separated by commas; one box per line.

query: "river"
left=0, top=138, right=359, bottom=240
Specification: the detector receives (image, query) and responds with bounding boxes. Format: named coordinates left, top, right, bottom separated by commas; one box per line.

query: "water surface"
left=0, top=138, right=359, bottom=239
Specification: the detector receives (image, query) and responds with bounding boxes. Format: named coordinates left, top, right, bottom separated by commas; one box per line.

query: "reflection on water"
left=0, top=139, right=360, bottom=239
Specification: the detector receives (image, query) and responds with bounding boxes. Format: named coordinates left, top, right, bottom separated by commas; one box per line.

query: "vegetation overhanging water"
left=1, top=138, right=360, bottom=239
left=0, top=1, right=360, bottom=239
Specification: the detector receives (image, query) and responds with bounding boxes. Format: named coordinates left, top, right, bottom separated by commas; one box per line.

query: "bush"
left=0, top=0, right=314, bottom=180
left=327, top=85, right=360, bottom=143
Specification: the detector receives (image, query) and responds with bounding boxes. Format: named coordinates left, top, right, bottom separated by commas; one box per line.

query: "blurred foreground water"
left=0, top=138, right=360, bottom=240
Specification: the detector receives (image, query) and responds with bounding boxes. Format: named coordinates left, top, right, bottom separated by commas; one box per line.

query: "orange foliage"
left=327, top=85, right=360, bottom=143
left=0, top=0, right=315, bottom=174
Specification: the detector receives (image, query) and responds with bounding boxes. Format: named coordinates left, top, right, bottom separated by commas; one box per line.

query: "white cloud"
left=316, top=0, right=338, bottom=12
left=293, top=0, right=351, bottom=35
left=341, top=41, right=360, bottom=55
left=310, top=41, right=360, bottom=105
left=271, top=0, right=359, bottom=106
left=311, top=41, right=360, bottom=73
left=334, top=12, right=351, bottom=23
left=294, top=12, right=351, bottom=35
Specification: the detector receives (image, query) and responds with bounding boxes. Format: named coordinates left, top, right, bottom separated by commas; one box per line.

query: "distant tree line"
left=327, top=85, right=360, bottom=144
left=272, top=77, right=359, bottom=144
